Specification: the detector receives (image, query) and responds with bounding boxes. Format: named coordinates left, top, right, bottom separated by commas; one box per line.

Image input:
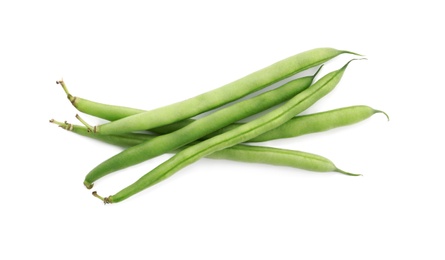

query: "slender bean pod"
left=56, top=81, right=388, bottom=140
left=85, top=48, right=357, bottom=135
left=83, top=74, right=316, bottom=188
left=52, top=102, right=389, bottom=148
left=153, top=105, right=389, bottom=141
left=95, top=60, right=358, bottom=203
left=50, top=119, right=148, bottom=147
left=51, top=120, right=359, bottom=179
left=57, top=80, right=145, bottom=121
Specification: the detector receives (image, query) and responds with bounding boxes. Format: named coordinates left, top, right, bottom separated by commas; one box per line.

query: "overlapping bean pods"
left=94, top=60, right=356, bottom=203
left=50, top=47, right=388, bottom=204
left=72, top=48, right=357, bottom=135
left=82, top=73, right=316, bottom=189
left=51, top=103, right=387, bottom=178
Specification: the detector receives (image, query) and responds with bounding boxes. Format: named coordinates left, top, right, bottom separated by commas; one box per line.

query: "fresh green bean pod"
left=251, top=105, right=388, bottom=142
left=52, top=120, right=358, bottom=182
left=153, top=105, right=389, bottom=141
left=97, top=60, right=357, bottom=203
left=211, top=105, right=389, bottom=142
left=57, top=81, right=146, bottom=121
left=205, top=145, right=356, bottom=176
left=51, top=104, right=387, bottom=147
left=83, top=74, right=316, bottom=188
left=57, top=81, right=388, bottom=141
left=89, top=48, right=357, bottom=135
left=50, top=119, right=148, bottom=147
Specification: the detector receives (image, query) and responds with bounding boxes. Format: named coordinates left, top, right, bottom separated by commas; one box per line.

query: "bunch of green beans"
left=50, top=47, right=388, bottom=204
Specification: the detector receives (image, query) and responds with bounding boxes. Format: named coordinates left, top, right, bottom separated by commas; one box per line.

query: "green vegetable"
left=77, top=48, right=357, bottom=135
left=93, top=59, right=358, bottom=203
left=82, top=73, right=316, bottom=189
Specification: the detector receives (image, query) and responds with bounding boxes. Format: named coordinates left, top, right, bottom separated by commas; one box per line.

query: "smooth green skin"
left=153, top=105, right=387, bottom=142
left=54, top=121, right=351, bottom=175
left=54, top=105, right=387, bottom=147
left=104, top=61, right=354, bottom=203
left=253, top=105, right=387, bottom=142
left=84, top=75, right=315, bottom=188
left=206, top=145, right=346, bottom=173
left=92, top=48, right=356, bottom=135
left=67, top=90, right=385, bottom=142
left=71, top=97, right=145, bottom=121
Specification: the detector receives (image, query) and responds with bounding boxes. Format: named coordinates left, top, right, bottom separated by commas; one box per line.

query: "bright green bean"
left=51, top=119, right=149, bottom=147
left=95, top=60, right=357, bottom=203
left=52, top=120, right=359, bottom=184
left=57, top=80, right=145, bottom=121
left=56, top=82, right=388, bottom=141
left=52, top=102, right=389, bottom=148
left=153, top=105, right=389, bottom=141
left=83, top=74, right=316, bottom=189
left=87, top=48, right=357, bottom=135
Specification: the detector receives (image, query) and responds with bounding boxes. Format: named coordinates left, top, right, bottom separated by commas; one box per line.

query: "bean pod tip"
left=375, top=110, right=390, bottom=121
left=335, top=168, right=362, bottom=177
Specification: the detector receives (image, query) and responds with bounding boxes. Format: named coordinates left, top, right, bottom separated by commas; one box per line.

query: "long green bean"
left=94, top=60, right=358, bottom=203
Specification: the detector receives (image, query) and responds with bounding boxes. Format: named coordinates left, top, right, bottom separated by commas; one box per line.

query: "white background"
left=1, top=1, right=444, bottom=259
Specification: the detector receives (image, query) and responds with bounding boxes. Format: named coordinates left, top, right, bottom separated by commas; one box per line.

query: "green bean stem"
left=83, top=74, right=316, bottom=188
left=57, top=80, right=145, bottom=121
left=98, top=59, right=358, bottom=203
left=87, top=48, right=358, bottom=135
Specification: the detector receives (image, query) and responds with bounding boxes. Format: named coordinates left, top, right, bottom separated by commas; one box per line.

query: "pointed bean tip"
left=336, top=168, right=361, bottom=177
left=341, top=57, right=366, bottom=70
left=313, top=64, right=324, bottom=78
left=373, top=109, right=390, bottom=121
left=342, top=50, right=364, bottom=57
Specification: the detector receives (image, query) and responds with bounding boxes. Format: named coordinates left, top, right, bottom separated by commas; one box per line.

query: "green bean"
left=57, top=81, right=388, bottom=141
left=51, top=120, right=359, bottom=182
left=83, top=74, right=316, bottom=189
left=51, top=102, right=389, bottom=148
left=251, top=105, right=388, bottom=141
left=50, top=119, right=149, bottom=147
left=94, top=60, right=358, bottom=203
left=205, top=145, right=357, bottom=176
left=84, top=48, right=357, bottom=135
left=57, top=105, right=390, bottom=145
left=57, top=80, right=145, bottom=122
left=153, top=105, right=389, bottom=141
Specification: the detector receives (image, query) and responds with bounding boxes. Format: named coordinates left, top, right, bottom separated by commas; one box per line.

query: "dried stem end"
left=76, top=114, right=95, bottom=133
left=56, top=79, right=76, bottom=103
left=84, top=181, right=94, bottom=189
left=92, top=192, right=112, bottom=204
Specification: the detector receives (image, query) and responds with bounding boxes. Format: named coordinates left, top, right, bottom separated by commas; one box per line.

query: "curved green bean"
left=57, top=80, right=145, bottom=121
left=51, top=120, right=358, bottom=183
left=86, top=48, right=357, bottom=135
left=52, top=103, right=389, bottom=148
left=56, top=81, right=387, bottom=141
left=95, top=60, right=358, bottom=203
left=83, top=74, right=316, bottom=189
left=154, top=105, right=389, bottom=141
